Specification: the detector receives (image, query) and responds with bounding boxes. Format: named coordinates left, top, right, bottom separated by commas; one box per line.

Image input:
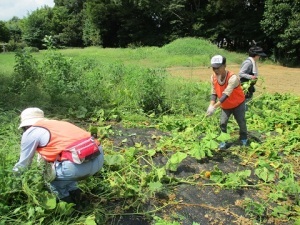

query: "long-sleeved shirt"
left=239, top=57, right=257, bottom=80
left=13, top=127, right=50, bottom=172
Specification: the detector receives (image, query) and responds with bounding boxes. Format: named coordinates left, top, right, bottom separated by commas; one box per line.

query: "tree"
left=82, top=0, right=103, bottom=46
left=203, top=0, right=266, bottom=50
left=82, top=15, right=102, bottom=46
left=21, top=6, right=54, bottom=48
left=0, top=21, right=10, bottom=42
left=261, top=0, right=300, bottom=66
left=54, top=0, right=85, bottom=13
left=53, top=0, right=85, bottom=46
left=5, top=17, right=22, bottom=43
left=81, top=0, right=192, bottom=47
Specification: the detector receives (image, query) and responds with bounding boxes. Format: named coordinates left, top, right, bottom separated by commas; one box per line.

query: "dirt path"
left=168, top=64, right=300, bottom=96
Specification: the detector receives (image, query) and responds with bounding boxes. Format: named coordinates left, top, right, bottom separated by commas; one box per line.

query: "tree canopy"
left=1, top=0, right=300, bottom=66
left=0, top=21, right=10, bottom=43
left=261, top=0, right=300, bottom=65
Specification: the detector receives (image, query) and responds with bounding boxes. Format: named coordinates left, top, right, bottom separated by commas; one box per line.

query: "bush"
left=12, top=49, right=40, bottom=94
left=6, top=40, right=27, bottom=52
left=132, top=68, right=168, bottom=114
left=23, top=46, right=39, bottom=52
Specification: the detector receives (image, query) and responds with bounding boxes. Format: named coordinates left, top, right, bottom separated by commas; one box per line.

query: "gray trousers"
left=220, top=101, right=247, bottom=140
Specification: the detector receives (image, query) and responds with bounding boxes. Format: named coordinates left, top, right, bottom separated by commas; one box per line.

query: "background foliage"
left=0, top=38, right=299, bottom=224
left=0, top=0, right=299, bottom=66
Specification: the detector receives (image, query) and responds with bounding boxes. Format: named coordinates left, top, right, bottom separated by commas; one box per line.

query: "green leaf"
left=56, top=201, right=74, bottom=215
left=255, top=167, right=275, bottom=182
left=216, top=132, right=231, bottom=142
left=190, top=147, right=206, bottom=160
left=206, top=149, right=213, bottom=157
left=147, top=149, right=156, bottom=157
left=166, top=152, right=187, bottom=171
left=294, top=205, right=300, bottom=213
left=184, top=127, right=194, bottom=134
left=27, top=207, right=35, bottom=219
left=225, top=170, right=251, bottom=187
left=13, top=207, right=22, bottom=214
left=85, top=214, right=97, bottom=225
left=148, top=181, right=163, bottom=192
left=156, top=167, right=166, bottom=180
left=204, top=132, right=217, bottom=140
left=294, top=218, right=300, bottom=225
left=275, top=128, right=283, bottom=134
left=271, top=205, right=290, bottom=218
left=126, top=184, right=140, bottom=193
left=210, top=166, right=224, bottom=183
left=250, top=142, right=260, bottom=149
left=269, top=191, right=285, bottom=201
left=105, top=155, right=125, bottom=166
left=239, top=170, right=252, bottom=177
left=205, top=139, right=219, bottom=149
left=125, top=147, right=137, bottom=159
left=39, top=217, right=45, bottom=224
left=38, top=191, right=56, bottom=210
left=75, top=106, right=88, bottom=119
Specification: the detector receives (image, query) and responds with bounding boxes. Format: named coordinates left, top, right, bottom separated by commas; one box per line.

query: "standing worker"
left=206, top=55, right=248, bottom=149
left=239, top=46, right=267, bottom=108
left=13, top=107, right=104, bottom=204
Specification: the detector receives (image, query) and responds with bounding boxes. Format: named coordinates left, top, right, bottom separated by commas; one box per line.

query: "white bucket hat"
left=19, top=107, right=44, bottom=128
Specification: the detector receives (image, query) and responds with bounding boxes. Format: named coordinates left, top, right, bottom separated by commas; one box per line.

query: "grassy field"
left=0, top=37, right=261, bottom=73
left=0, top=38, right=299, bottom=225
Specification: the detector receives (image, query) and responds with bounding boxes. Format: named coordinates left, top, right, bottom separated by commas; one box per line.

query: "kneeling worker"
left=13, top=107, right=104, bottom=203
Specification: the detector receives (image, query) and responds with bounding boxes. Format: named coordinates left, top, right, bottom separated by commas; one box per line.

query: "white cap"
left=19, top=107, right=44, bottom=128
left=210, top=55, right=225, bottom=68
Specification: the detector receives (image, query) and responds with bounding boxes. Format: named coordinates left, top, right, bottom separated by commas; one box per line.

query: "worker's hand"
left=251, top=76, right=258, bottom=84
left=206, top=105, right=216, bottom=117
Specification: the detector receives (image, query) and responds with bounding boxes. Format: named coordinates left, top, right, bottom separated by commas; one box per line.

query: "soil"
left=104, top=126, right=293, bottom=225
left=167, top=64, right=300, bottom=96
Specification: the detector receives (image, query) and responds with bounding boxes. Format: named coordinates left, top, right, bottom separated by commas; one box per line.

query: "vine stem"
left=106, top=200, right=174, bottom=216
left=169, top=180, right=272, bottom=188
left=192, top=114, right=207, bottom=130
left=106, top=199, right=244, bottom=220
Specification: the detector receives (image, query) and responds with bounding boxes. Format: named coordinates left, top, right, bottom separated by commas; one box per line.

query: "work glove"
left=206, top=105, right=216, bottom=116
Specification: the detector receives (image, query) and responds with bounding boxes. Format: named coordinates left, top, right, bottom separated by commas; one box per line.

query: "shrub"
left=23, top=46, right=39, bottom=52
left=6, top=40, right=27, bottom=52
left=40, top=50, right=84, bottom=107
left=12, top=49, right=40, bottom=94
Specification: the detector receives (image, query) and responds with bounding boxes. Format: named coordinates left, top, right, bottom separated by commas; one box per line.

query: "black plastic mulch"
left=103, top=125, right=293, bottom=225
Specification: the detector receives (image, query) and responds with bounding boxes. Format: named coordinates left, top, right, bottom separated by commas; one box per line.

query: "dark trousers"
left=220, top=101, right=247, bottom=140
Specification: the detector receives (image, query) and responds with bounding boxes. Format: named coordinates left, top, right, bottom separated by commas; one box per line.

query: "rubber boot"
left=241, top=139, right=248, bottom=146
left=69, top=189, right=82, bottom=205
left=218, top=142, right=227, bottom=150
left=60, top=195, right=75, bottom=204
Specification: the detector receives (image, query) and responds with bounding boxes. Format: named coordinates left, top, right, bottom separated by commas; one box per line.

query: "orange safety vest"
left=213, top=71, right=245, bottom=109
left=34, top=119, right=94, bottom=162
